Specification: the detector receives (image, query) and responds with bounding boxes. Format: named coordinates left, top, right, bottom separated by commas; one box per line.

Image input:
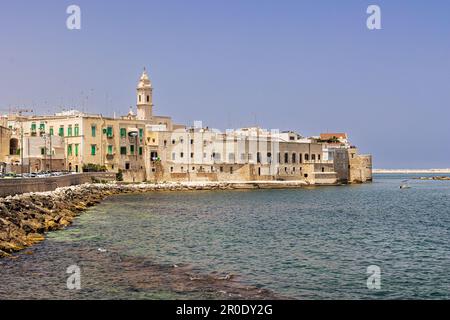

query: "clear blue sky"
left=1, top=0, right=449, bottom=169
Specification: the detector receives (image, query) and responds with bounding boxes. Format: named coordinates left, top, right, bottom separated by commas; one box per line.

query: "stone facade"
left=2, top=69, right=372, bottom=184
left=0, top=126, right=11, bottom=173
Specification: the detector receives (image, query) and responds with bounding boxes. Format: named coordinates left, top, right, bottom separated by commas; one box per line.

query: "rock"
left=26, top=233, right=45, bottom=243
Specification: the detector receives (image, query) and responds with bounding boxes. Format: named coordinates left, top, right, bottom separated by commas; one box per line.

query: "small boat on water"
left=400, top=180, right=411, bottom=189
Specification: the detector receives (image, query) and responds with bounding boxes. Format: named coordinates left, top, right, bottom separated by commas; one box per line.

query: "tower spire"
left=136, top=67, right=153, bottom=120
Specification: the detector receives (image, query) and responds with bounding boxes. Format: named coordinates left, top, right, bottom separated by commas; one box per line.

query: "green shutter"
left=68, top=126, right=72, bottom=136
left=91, top=145, right=96, bottom=156
left=39, top=123, right=45, bottom=131
left=92, top=125, right=96, bottom=137
left=31, top=123, right=36, bottom=131
left=120, top=128, right=127, bottom=138
left=107, top=126, right=113, bottom=137
left=50, top=128, right=54, bottom=136
left=108, top=145, right=113, bottom=155
left=67, top=144, right=72, bottom=156
left=59, top=127, right=64, bottom=137
left=130, top=145, right=135, bottom=155
left=139, top=128, right=143, bottom=138
left=74, top=125, right=79, bottom=136
left=120, top=147, right=127, bottom=155
left=75, top=144, right=79, bottom=156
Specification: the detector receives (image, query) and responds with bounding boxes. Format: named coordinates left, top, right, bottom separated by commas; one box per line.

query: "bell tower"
left=136, top=67, right=153, bottom=120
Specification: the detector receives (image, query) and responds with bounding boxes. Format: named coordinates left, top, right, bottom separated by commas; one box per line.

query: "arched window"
left=292, top=153, right=296, bottom=163
left=9, top=138, right=19, bottom=155
left=146, top=95, right=150, bottom=102
left=139, top=95, right=141, bottom=102
left=305, top=153, right=309, bottom=161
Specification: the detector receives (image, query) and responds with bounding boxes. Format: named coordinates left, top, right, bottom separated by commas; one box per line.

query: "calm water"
left=1, top=174, right=450, bottom=299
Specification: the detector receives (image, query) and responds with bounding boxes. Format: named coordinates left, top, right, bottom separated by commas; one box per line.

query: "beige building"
left=144, top=126, right=339, bottom=185
left=3, top=69, right=372, bottom=184
left=5, top=70, right=178, bottom=181
left=0, top=125, right=11, bottom=173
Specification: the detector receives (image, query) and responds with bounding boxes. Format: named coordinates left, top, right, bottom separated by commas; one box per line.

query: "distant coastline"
left=374, top=169, right=450, bottom=174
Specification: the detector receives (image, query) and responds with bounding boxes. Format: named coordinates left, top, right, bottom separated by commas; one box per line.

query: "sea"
left=1, top=174, right=449, bottom=299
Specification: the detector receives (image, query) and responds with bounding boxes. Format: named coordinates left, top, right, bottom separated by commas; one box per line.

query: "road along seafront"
left=0, top=180, right=310, bottom=258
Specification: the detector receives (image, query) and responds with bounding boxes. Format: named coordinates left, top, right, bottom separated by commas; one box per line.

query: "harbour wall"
left=0, top=173, right=116, bottom=198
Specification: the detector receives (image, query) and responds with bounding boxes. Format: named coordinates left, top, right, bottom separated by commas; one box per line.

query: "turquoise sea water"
left=1, top=174, right=450, bottom=299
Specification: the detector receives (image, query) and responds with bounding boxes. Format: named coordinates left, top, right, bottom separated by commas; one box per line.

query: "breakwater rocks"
left=0, top=181, right=307, bottom=257
left=414, top=176, right=450, bottom=181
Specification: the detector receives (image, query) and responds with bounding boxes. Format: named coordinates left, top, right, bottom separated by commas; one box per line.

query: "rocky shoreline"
left=0, top=181, right=309, bottom=258
left=413, top=176, right=450, bottom=181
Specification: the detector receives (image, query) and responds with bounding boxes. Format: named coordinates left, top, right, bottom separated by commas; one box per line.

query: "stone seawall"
left=0, top=180, right=311, bottom=257
left=0, top=173, right=116, bottom=197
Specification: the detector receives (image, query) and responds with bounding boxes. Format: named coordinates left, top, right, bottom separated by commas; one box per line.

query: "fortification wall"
left=0, top=172, right=116, bottom=197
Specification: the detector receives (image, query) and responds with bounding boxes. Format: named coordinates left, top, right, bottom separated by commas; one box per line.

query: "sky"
left=0, top=0, right=449, bottom=169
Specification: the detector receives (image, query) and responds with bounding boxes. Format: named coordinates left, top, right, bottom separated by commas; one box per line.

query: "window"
left=146, top=95, right=150, bottom=102
left=74, top=124, right=79, bottom=136
left=312, top=154, right=316, bottom=161
left=305, top=154, right=309, bottom=161
left=49, top=127, right=54, bottom=136
left=292, top=153, right=296, bottom=163
left=220, top=167, right=223, bottom=172
left=139, top=147, right=143, bottom=156
left=277, top=152, right=281, bottom=164
left=106, top=126, right=113, bottom=138
left=108, top=145, right=113, bottom=155
left=91, top=145, right=96, bottom=156
left=120, top=128, right=127, bottom=138
left=31, top=123, right=37, bottom=132
left=240, top=153, right=246, bottom=161
left=299, top=153, right=303, bottom=163
left=39, top=123, right=45, bottom=132
left=130, top=145, right=135, bottom=155
left=67, top=144, right=73, bottom=156
left=190, top=139, right=194, bottom=145
left=284, top=153, right=289, bottom=164
left=91, top=125, right=96, bottom=137
left=120, top=147, right=127, bottom=155
left=230, top=167, right=233, bottom=174
left=257, top=152, right=261, bottom=163
left=180, top=152, right=184, bottom=158
left=67, top=125, right=73, bottom=136
left=190, top=153, right=194, bottom=158
left=75, top=144, right=79, bottom=156
left=318, top=154, right=321, bottom=161
left=228, top=153, right=235, bottom=162
left=180, top=138, right=184, bottom=144
left=322, top=167, right=325, bottom=172
left=172, top=153, right=176, bottom=160
left=170, top=167, right=174, bottom=173
left=125, top=163, right=130, bottom=170
left=139, top=95, right=141, bottom=103
left=139, top=128, right=144, bottom=138
left=172, top=139, right=176, bottom=144
left=59, top=126, right=64, bottom=137
left=40, top=147, right=45, bottom=155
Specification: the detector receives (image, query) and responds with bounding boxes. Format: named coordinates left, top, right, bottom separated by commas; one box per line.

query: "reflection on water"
left=1, top=174, right=450, bottom=299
